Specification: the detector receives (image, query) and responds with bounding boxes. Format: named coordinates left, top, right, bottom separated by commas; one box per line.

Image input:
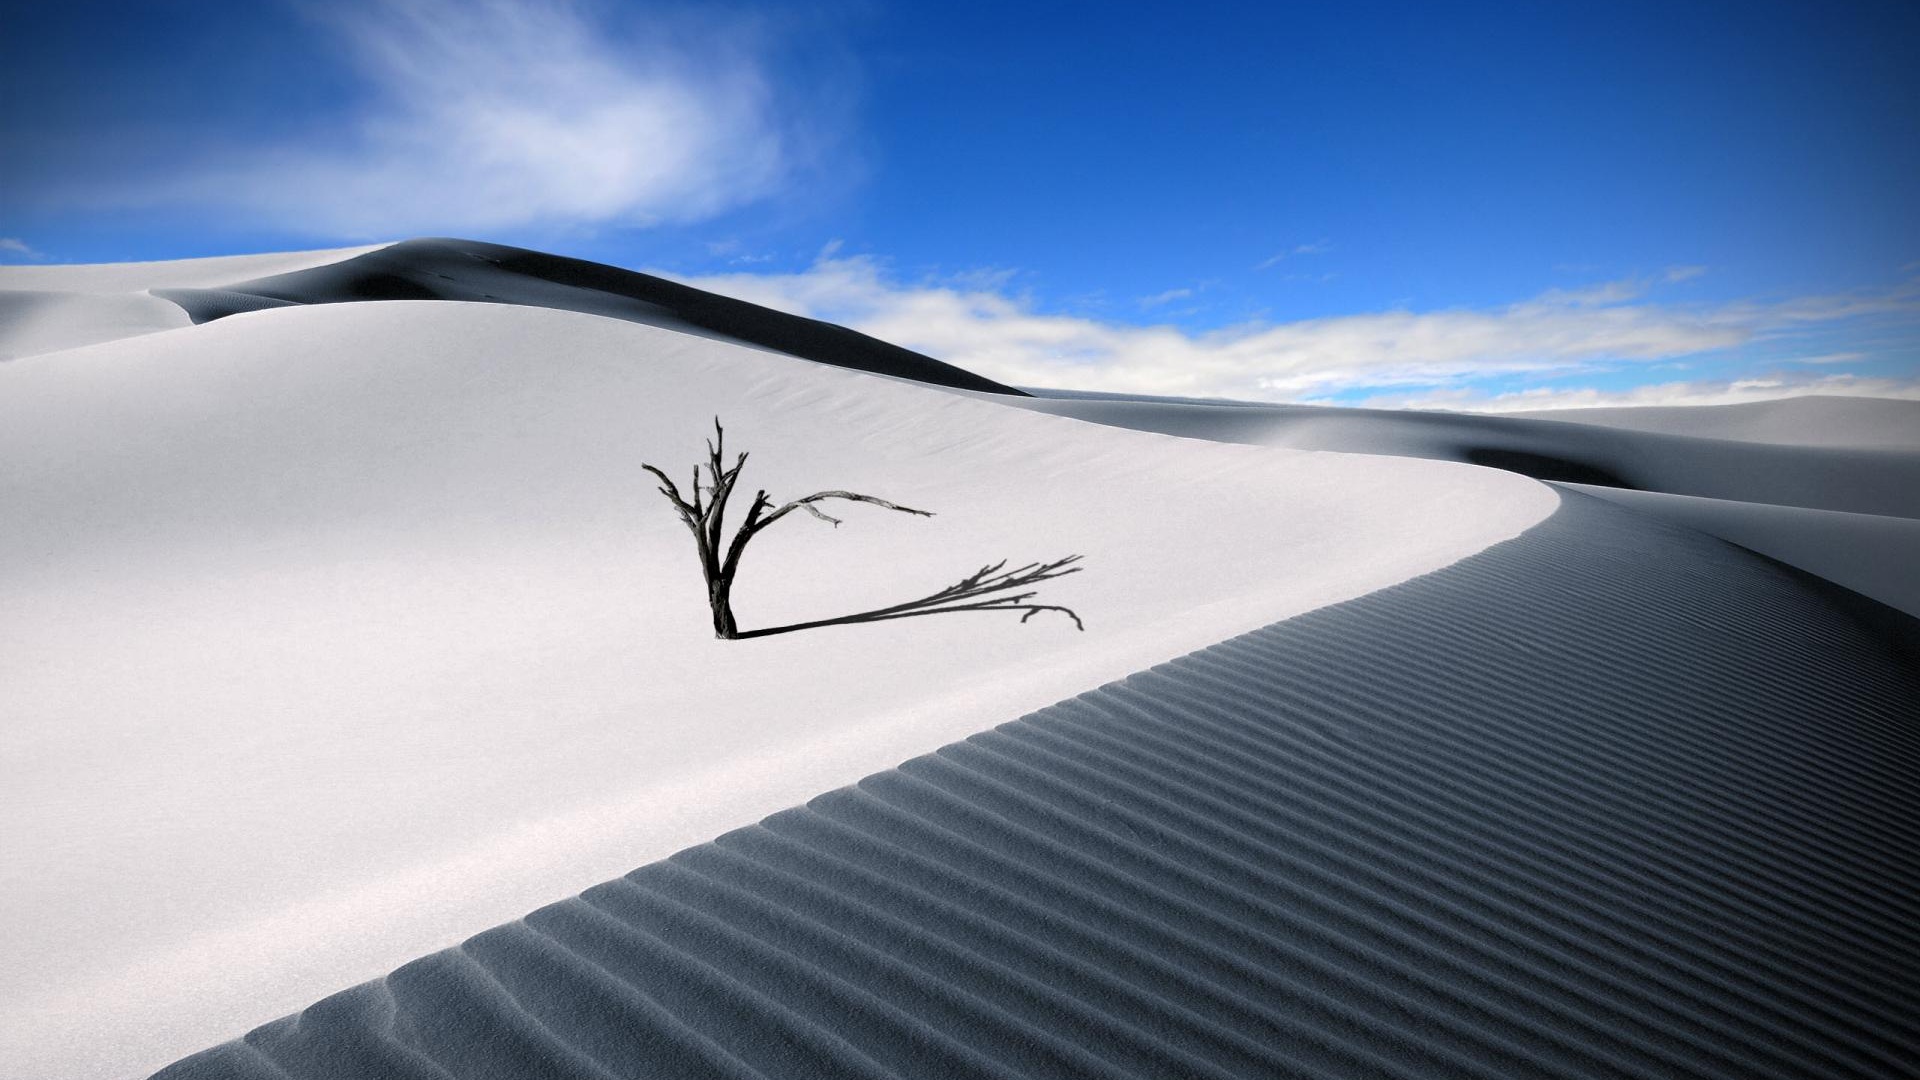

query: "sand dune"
left=153, top=237, right=1021, bottom=394
left=1562, top=483, right=1920, bottom=618
left=0, top=244, right=393, bottom=294
left=8, top=240, right=1916, bottom=1079
left=1509, top=394, right=1920, bottom=451
left=0, top=244, right=388, bottom=361
left=155, top=492, right=1920, bottom=1079
left=1012, top=393, right=1920, bottom=519
left=1010, top=391, right=1920, bottom=619
left=0, top=287, right=189, bottom=361
left=0, top=299, right=1548, bottom=1079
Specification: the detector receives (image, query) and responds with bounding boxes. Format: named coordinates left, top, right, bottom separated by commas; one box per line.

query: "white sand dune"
left=0, top=297, right=1549, bottom=1079
left=0, top=245, right=393, bottom=295
left=0, top=244, right=389, bottom=361
left=0, top=287, right=191, bottom=361
left=157, top=491, right=1920, bottom=1080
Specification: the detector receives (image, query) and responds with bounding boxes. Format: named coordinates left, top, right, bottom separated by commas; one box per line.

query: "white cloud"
left=1664, top=264, right=1707, bottom=283
left=1347, top=374, right=1920, bottom=413
left=0, top=238, right=41, bottom=259
left=668, top=255, right=1920, bottom=402
left=137, top=0, right=829, bottom=236
left=1254, top=239, right=1332, bottom=270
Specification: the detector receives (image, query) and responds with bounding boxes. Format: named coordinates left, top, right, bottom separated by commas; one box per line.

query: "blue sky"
left=3, top=0, right=1916, bottom=408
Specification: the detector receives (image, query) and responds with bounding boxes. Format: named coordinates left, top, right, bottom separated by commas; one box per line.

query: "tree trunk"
left=646, top=419, right=1077, bottom=640
left=708, top=575, right=739, bottom=639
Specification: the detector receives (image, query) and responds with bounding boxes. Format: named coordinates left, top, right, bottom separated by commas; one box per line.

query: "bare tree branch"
left=736, top=555, right=1085, bottom=638
left=754, top=489, right=934, bottom=533
left=642, top=418, right=1083, bottom=639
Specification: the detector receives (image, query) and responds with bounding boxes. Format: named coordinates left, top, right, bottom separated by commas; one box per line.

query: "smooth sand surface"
left=156, top=492, right=1920, bottom=1080
left=0, top=300, right=1549, bottom=1080
left=0, top=244, right=388, bottom=361
left=0, top=244, right=393, bottom=294
left=0, top=288, right=189, bottom=361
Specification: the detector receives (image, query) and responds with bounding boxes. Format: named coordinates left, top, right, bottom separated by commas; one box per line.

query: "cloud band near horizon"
left=670, top=252, right=1920, bottom=411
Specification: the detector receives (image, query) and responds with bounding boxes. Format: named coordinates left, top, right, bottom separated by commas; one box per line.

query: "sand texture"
left=154, top=492, right=1920, bottom=1079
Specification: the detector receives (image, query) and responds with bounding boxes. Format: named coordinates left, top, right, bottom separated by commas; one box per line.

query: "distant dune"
left=1508, top=394, right=1920, bottom=451
left=1011, top=393, right=1920, bottom=517
left=2, top=241, right=1914, bottom=1080
left=1010, top=392, right=1920, bottom=617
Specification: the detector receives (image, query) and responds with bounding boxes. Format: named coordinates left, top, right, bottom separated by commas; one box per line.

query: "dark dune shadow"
left=156, top=493, right=1920, bottom=1080
left=160, top=238, right=1025, bottom=396
left=149, top=288, right=299, bottom=323
left=1462, top=446, right=1634, bottom=487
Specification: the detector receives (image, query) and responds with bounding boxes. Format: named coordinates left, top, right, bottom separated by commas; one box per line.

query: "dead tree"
left=642, top=419, right=1084, bottom=639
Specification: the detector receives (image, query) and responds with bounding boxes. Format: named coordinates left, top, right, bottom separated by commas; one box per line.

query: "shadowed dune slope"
left=1558, top=483, right=1920, bottom=619
left=1508, top=395, right=1920, bottom=451
left=156, top=493, right=1920, bottom=1080
left=156, top=238, right=1023, bottom=394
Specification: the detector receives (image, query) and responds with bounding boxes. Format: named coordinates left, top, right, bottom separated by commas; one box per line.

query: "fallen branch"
left=735, top=556, right=1085, bottom=638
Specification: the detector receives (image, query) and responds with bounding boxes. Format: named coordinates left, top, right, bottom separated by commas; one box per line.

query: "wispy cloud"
left=704, top=238, right=776, bottom=265
left=0, top=238, right=42, bottom=259
left=1253, top=239, right=1332, bottom=271
left=1138, top=287, right=1195, bottom=308
left=1346, top=373, right=1920, bottom=413
left=668, top=255, right=1920, bottom=402
left=122, top=0, right=838, bottom=236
